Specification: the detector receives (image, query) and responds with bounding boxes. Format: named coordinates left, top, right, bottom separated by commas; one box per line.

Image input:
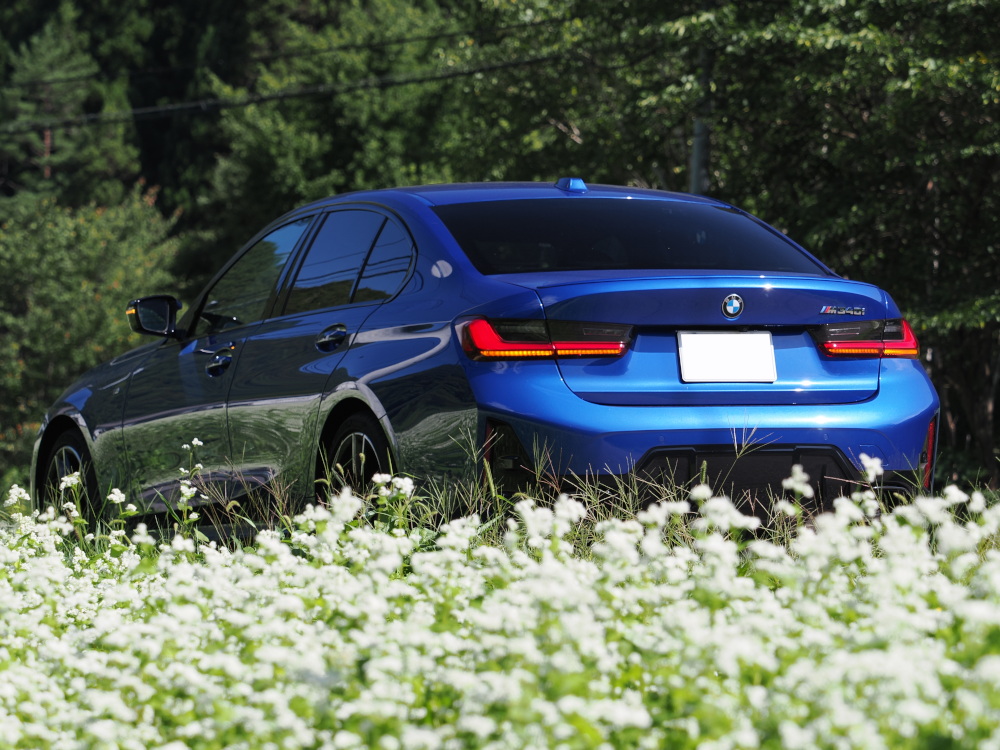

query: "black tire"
left=41, top=430, right=101, bottom=525
left=319, top=412, right=393, bottom=495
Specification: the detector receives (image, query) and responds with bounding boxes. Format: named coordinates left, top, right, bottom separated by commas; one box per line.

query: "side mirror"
left=126, top=295, right=182, bottom=337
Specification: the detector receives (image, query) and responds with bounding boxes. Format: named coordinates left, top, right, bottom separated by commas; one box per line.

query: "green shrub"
left=0, top=187, right=178, bottom=485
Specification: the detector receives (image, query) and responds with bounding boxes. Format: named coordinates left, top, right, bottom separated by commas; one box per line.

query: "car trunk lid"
left=505, top=273, right=887, bottom=406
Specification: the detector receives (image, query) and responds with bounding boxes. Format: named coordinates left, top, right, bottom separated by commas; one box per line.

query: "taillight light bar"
left=463, top=318, right=632, bottom=360
left=812, top=318, right=920, bottom=359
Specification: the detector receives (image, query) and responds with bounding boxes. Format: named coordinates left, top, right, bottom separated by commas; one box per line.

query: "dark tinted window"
left=198, top=218, right=310, bottom=334
left=355, top=219, right=413, bottom=303
left=285, top=210, right=385, bottom=315
left=433, top=199, right=828, bottom=276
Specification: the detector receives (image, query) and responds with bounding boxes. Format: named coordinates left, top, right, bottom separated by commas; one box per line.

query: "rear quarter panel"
left=321, top=209, right=547, bottom=482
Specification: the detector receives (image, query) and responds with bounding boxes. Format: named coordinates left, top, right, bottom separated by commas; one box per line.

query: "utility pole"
left=688, top=9, right=714, bottom=195
left=688, top=112, right=710, bottom=194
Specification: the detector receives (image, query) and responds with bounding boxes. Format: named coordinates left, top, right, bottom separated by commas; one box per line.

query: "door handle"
left=315, top=324, right=348, bottom=352
left=205, top=343, right=236, bottom=377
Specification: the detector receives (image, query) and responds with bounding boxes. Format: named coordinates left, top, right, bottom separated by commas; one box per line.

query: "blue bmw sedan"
left=32, top=179, right=939, bottom=518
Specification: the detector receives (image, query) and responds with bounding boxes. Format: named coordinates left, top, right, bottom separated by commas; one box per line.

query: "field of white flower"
left=2, top=468, right=1000, bottom=749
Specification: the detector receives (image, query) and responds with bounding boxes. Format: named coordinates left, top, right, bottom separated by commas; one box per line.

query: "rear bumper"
left=636, top=445, right=916, bottom=508
left=471, top=358, right=939, bottom=499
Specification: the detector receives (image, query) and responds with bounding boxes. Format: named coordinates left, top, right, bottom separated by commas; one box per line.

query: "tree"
left=0, top=187, right=179, bottom=486
left=178, top=0, right=464, bottom=288
left=0, top=1, right=139, bottom=207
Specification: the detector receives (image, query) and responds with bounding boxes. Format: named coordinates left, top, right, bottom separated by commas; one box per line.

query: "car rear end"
left=431, top=184, right=939, bottom=507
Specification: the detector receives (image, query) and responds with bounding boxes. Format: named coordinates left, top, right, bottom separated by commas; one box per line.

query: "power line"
left=0, top=54, right=561, bottom=135
left=3, top=19, right=562, bottom=92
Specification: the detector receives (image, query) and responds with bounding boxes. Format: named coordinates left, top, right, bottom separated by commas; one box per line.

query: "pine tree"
left=0, top=1, right=138, bottom=207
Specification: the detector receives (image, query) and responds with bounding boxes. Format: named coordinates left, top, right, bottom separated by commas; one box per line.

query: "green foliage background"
left=0, top=190, right=178, bottom=486
left=1, top=0, right=997, bottom=484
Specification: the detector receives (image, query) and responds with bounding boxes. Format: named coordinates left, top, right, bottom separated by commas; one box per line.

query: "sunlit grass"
left=3, top=460, right=1000, bottom=748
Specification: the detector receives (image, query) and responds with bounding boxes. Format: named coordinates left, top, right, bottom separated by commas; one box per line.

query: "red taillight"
left=464, top=319, right=552, bottom=358
left=463, top=318, right=632, bottom=360
left=813, top=318, right=920, bottom=359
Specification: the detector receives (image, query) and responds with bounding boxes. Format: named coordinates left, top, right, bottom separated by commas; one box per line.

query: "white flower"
left=638, top=500, right=690, bottom=527
left=833, top=496, right=865, bottom=524
left=693, top=495, right=761, bottom=531
left=131, top=523, right=155, bottom=545
left=936, top=524, right=977, bottom=555
left=554, top=494, right=586, bottom=525
left=914, top=497, right=952, bottom=526
left=5, top=484, right=30, bottom=507
left=969, top=491, right=987, bottom=513
left=457, top=714, right=497, bottom=739
left=171, top=534, right=196, bottom=553
left=781, top=464, right=815, bottom=499
left=689, top=483, right=714, bottom=502
left=942, top=484, right=969, bottom=506
left=514, top=498, right=554, bottom=545
left=391, top=476, right=415, bottom=497
left=191, top=437, right=203, bottom=446
left=59, top=472, right=81, bottom=491
left=859, top=452, right=884, bottom=483
left=329, top=485, right=363, bottom=522
left=858, top=490, right=881, bottom=518
left=7, top=464, right=1000, bottom=748
left=775, top=499, right=800, bottom=517
left=107, top=488, right=126, bottom=505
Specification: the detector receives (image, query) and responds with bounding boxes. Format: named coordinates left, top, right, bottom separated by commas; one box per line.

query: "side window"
left=284, top=210, right=385, bottom=316
left=198, top=218, right=310, bottom=335
left=354, top=218, right=414, bottom=303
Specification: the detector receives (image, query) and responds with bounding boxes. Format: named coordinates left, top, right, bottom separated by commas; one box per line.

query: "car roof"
left=393, top=181, right=725, bottom=206
left=291, top=179, right=729, bottom=213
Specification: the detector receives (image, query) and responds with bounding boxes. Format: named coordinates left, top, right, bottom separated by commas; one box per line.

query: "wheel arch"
left=315, top=396, right=397, bottom=480
left=32, top=414, right=92, bottom=503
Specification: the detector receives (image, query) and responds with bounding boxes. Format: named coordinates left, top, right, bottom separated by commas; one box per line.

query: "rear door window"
left=354, top=218, right=414, bottom=303
left=284, top=210, right=385, bottom=315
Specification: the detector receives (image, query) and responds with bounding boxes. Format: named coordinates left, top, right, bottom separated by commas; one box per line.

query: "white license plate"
left=678, top=331, right=777, bottom=383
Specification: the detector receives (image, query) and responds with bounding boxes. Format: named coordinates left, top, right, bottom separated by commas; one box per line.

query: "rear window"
left=432, top=199, right=829, bottom=276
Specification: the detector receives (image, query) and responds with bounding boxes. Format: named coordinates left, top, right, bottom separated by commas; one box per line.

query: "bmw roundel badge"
left=722, top=294, right=744, bottom=319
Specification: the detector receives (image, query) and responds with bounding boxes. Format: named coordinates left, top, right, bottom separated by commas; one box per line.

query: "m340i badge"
left=820, top=305, right=866, bottom=316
